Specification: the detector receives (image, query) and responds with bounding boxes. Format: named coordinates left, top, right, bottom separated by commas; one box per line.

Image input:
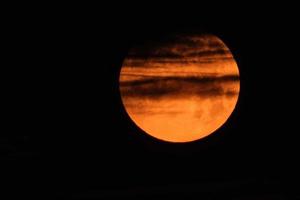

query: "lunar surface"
left=119, top=33, right=240, bottom=142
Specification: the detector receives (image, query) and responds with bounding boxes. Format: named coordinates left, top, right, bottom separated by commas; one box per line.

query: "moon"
left=119, top=33, right=240, bottom=143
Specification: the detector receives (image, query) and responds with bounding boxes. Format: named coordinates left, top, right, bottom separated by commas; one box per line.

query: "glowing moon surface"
left=119, top=34, right=240, bottom=143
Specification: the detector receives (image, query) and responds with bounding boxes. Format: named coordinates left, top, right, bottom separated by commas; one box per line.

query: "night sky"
left=2, top=6, right=300, bottom=199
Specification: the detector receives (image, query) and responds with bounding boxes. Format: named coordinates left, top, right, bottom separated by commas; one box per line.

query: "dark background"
left=2, top=5, right=300, bottom=199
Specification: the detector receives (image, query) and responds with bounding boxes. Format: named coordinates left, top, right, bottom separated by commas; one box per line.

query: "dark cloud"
left=126, top=49, right=231, bottom=60
left=128, top=35, right=202, bottom=54
left=126, top=34, right=231, bottom=61
left=121, top=75, right=239, bottom=86
left=127, top=52, right=182, bottom=59
left=186, top=49, right=231, bottom=57
left=120, top=75, right=239, bottom=98
left=120, top=34, right=239, bottom=99
left=123, top=55, right=234, bottom=68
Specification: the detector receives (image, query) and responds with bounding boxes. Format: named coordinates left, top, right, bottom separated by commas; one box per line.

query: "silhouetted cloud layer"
left=125, top=34, right=233, bottom=66
left=120, top=34, right=239, bottom=99
left=120, top=75, right=239, bottom=98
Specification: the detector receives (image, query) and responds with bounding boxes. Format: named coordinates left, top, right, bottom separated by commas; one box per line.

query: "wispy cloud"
left=120, top=75, right=239, bottom=98
left=120, top=34, right=239, bottom=99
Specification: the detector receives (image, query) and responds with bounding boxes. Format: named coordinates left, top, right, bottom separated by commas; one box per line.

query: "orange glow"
left=119, top=34, right=240, bottom=143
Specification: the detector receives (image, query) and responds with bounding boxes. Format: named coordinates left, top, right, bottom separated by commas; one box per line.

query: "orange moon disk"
left=119, top=33, right=240, bottom=143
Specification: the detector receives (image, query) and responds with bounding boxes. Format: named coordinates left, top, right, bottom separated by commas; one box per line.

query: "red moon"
left=119, top=34, right=240, bottom=143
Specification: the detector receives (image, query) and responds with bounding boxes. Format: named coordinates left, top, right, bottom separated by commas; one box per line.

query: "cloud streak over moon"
left=120, top=75, right=239, bottom=98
